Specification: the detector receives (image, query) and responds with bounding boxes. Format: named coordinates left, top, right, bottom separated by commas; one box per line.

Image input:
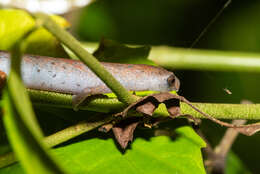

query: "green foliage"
left=55, top=127, right=206, bottom=174
left=0, top=9, right=68, bottom=57
left=1, top=125, right=206, bottom=174
left=77, top=2, right=118, bottom=41
left=226, top=152, right=251, bottom=174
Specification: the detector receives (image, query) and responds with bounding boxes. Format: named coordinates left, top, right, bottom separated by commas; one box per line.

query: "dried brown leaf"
left=112, top=118, right=140, bottom=149
left=233, top=123, right=260, bottom=136
left=117, top=92, right=260, bottom=137
left=116, top=92, right=181, bottom=118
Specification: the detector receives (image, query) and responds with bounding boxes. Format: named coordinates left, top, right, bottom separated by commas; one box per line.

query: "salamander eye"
left=167, top=74, right=180, bottom=91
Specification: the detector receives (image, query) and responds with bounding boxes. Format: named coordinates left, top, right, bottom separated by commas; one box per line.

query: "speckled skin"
left=0, top=51, right=179, bottom=94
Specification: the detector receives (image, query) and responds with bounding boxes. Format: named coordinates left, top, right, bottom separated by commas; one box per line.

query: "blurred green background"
left=69, top=0, right=260, bottom=173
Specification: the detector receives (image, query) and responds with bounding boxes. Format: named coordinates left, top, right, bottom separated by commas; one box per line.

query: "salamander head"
left=167, top=74, right=180, bottom=92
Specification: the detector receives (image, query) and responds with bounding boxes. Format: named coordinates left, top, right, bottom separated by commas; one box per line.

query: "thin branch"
left=204, top=100, right=251, bottom=174
left=215, top=120, right=246, bottom=156
left=44, top=116, right=113, bottom=147
left=207, top=100, right=251, bottom=174
left=205, top=119, right=246, bottom=174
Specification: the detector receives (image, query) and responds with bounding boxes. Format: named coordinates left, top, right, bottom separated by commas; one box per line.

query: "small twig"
left=44, top=116, right=113, bottom=147
left=205, top=120, right=246, bottom=174
left=204, top=100, right=251, bottom=174
left=215, top=120, right=246, bottom=156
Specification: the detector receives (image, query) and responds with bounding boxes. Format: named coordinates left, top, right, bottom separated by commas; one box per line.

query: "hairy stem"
left=28, top=89, right=260, bottom=120
left=31, top=12, right=137, bottom=105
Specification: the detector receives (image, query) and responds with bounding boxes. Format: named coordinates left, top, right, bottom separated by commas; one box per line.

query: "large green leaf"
left=1, top=124, right=206, bottom=174
left=0, top=9, right=69, bottom=57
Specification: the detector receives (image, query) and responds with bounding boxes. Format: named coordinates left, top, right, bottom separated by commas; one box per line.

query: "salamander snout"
left=167, top=74, right=180, bottom=92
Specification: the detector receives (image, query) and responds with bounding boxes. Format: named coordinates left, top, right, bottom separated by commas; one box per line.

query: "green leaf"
left=93, top=38, right=155, bottom=65
left=226, top=152, right=252, bottom=174
left=0, top=9, right=69, bottom=57
left=0, top=163, right=23, bottom=174
left=0, top=123, right=206, bottom=174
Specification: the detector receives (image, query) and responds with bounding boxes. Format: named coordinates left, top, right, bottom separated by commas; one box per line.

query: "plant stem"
left=31, top=12, right=137, bottom=105
left=28, top=89, right=260, bottom=120
left=44, top=117, right=113, bottom=147
left=149, top=46, right=260, bottom=72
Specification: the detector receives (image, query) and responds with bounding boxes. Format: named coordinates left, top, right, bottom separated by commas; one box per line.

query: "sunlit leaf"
left=1, top=124, right=206, bottom=174
left=0, top=9, right=69, bottom=57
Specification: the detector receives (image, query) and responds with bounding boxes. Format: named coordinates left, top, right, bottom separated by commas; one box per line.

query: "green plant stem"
left=149, top=46, right=260, bottom=72
left=28, top=89, right=260, bottom=120
left=44, top=117, right=113, bottom=147
left=31, top=12, right=137, bottom=105
left=0, top=117, right=111, bottom=168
